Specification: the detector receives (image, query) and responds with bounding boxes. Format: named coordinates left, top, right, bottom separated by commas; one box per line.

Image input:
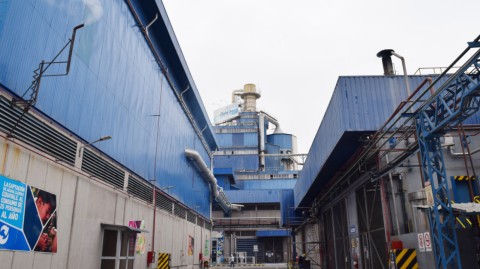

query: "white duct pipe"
left=263, top=114, right=283, bottom=134
left=185, top=148, right=242, bottom=211
left=259, top=115, right=265, bottom=170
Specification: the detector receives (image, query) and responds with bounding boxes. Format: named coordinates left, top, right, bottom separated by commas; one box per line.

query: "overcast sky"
left=162, top=0, right=479, bottom=154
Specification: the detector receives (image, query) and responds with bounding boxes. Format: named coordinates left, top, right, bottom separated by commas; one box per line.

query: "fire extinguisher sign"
left=418, top=233, right=425, bottom=252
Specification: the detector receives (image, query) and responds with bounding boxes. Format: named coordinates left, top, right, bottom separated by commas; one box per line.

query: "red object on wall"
left=199, top=253, right=203, bottom=261
left=147, top=251, right=155, bottom=264
left=390, top=241, right=404, bottom=250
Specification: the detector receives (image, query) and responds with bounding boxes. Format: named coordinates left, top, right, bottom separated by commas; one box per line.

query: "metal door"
left=264, top=238, right=284, bottom=263
left=356, top=180, right=388, bottom=269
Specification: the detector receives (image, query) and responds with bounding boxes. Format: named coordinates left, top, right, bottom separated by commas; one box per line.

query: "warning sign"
left=418, top=233, right=425, bottom=252
left=424, top=232, right=432, bottom=252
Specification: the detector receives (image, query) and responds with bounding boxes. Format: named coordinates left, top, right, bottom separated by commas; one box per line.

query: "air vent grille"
left=156, top=193, right=173, bottom=213
left=82, top=149, right=125, bottom=189
left=196, top=216, right=202, bottom=227
left=0, top=97, right=76, bottom=165
left=127, top=176, right=153, bottom=204
left=174, top=205, right=186, bottom=219
left=187, top=211, right=196, bottom=224
left=205, top=221, right=212, bottom=230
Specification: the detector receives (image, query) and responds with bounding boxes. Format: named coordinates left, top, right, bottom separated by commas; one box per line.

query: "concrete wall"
left=0, top=135, right=211, bottom=269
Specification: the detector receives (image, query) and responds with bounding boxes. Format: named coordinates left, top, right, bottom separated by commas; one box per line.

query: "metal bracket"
left=145, top=13, right=158, bottom=37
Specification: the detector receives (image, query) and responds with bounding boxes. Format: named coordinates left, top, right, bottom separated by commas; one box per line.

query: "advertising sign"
left=188, top=235, right=194, bottom=255
left=205, top=239, right=209, bottom=256
left=0, top=175, right=58, bottom=252
left=418, top=233, right=425, bottom=252
left=129, top=220, right=146, bottom=254
left=213, top=103, right=239, bottom=124
left=424, top=232, right=432, bottom=251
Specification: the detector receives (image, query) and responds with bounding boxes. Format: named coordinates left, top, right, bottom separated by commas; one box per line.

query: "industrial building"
left=0, top=0, right=229, bottom=268
left=210, top=84, right=302, bottom=265
left=290, top=44, right=480, bottom=269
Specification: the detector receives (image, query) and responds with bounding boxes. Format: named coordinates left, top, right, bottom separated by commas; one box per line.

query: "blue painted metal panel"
left=237, top=238, right=264, bottom=262
left=232, top=133, right=244, bottom=146
left=217, top=134, right=233, bottom=147
left=0, top=0, right=216, bottom=218
left=265, top=156, right=282, bottom=170
left=267, top=134, right=293, bottom=150
left=280, top=190, right=300, bottom=227
left=265, top=143, right=280, bottom=154
left=213, top=155, right=258, bottom=171
left=244, top=133, right=258, bottom=146
left=213, top=168, right=236, bottom=184
left=224, top=190, right=282, bottom=204
left=242, top=179, right=297, bottom=190
left=257, top=230, right=290, bottom=237
left=293, top=75, right=476, bottom=208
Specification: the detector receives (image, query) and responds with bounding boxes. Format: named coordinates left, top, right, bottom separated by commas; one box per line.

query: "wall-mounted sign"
left=418, top=233, right=425, bottom=252
left=129, top=220, right=145, bottom=254
left=213, top=103, right=239, bottom=124
left=350, top=226, right=356, bottom=234
left=0, top=175, right=58, bottom=252
left=253, top=245, right=258, bottom=252
left=424, top=232, right=432, bottom=252
left=188, top=235, right=194, bottom=255
left=205, top=239, right=209, bottom=256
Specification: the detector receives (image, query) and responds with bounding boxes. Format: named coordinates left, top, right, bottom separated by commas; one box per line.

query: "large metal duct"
left=259, top=115, right=265, bottom=170
left=185, top=148, right=242, bottom=211
left=263, top=114, right=283, bottom=134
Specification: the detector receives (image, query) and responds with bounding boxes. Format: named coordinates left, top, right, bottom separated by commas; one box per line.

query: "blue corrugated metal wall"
left=293, top=75, right=480, bottom=208
left=280, top=189, right=299, bottom=227
left=217, top=134, right=233, bottom=147
left=224, top=190, right=282, bottom=204
left=216, top=133, right=257, bottom=147
left=0, top=0, right=215, bottom=217
left=233, top=179, right=297, bottom=190
left=257, top=230, right=290, bottom=237
left=267, top=134, right=293, bottom=150
left=265, top=143, right=280, bottom=154
left=237, top=239, right=264, bottom=262
left=213, top=155, right=259, bottom=171
left=244, top=133, right=258, bottom=146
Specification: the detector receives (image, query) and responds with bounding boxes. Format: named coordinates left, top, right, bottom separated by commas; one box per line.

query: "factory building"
left=210, top=84, right=303, bottom=264
left=292, top=45, right=480, bottom=269
left=0, top=0, right=232, bottom=268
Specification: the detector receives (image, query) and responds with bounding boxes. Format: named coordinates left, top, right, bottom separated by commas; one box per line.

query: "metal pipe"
left=145, top=13, right=158, bottom=37
left=185, top=148, right=242, bottom=211
left=391, top=52, right=411, bottom=98
left=259, top=115, right=265, bottom=170
left=263, top=114, right=283, bottom=134
left=232, top=89, right=243, bottom=103
left=448, top=145, right=480, bottom=156
left=385, top=154, right=401, bottom=235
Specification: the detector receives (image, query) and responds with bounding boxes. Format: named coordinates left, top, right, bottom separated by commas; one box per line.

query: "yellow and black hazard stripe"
left=394, top=249, right=417, bottom=269
left=454, top=175, right=476, bottom=181
left=158, top=253, right=170, bottom=269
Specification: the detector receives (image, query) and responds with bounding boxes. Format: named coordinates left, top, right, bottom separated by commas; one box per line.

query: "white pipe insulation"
left=263, top=114, right=283, bottom=134
left=185, top=148, right=242, bottom=211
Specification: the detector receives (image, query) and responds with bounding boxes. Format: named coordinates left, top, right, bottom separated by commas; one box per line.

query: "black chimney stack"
left=377, top=49, right=395, bottom=75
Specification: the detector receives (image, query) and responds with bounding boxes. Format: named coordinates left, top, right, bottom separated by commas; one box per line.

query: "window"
left=100, top=229, right=136, bottom=269
left=257, top=204, right=277, bottom=211
left=293, top=174, right=298, bottom=179
left=243, top=205, right=256, bottom=211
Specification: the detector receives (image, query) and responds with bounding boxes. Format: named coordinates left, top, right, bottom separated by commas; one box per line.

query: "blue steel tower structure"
left=398, top=39, right=480, bottom=269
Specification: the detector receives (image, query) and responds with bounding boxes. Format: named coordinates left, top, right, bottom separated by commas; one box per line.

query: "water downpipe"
left=185, top=148, right=242, bottom=211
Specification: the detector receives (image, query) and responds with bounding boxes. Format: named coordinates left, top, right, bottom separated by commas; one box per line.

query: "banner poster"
left=0, top=175, right=57, bottom=252
left=129, top=220, right=145, bottom=254
left=205, top=239, right=209, bottom=256
left=188, top=235, right=194, bottom=255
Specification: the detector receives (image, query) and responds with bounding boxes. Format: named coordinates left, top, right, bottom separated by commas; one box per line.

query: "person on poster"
left=35, top=190, right=56, bottom=225
left=34, top=213, right=57, bottom=252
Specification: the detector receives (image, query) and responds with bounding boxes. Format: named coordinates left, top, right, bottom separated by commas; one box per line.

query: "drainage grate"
left=0, top=97, right=77, bottom=165
left=156, top=192, right=173, bottom=213
left=174, top=204, right=186, bottom=219
left=82, top=149, right=125, bottom=189
left=127, top=176, right=153, bottom=204
left=205, top=221, right=212, bottom=230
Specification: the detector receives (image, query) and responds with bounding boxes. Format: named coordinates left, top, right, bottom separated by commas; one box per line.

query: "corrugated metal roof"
left=294, top=75, right=480, bottom=208
left=224, top=190, right=282, bottom=204
left=257, top=230, right=290, bottom=237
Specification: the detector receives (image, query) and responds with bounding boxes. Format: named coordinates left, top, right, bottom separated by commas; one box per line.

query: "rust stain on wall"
left=13, top=146, right=20, bottom=173
left=1, top=142, right=9, bottom=175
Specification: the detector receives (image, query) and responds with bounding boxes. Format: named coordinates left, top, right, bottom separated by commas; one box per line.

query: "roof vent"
left=377, top=49, right=395, bottom=75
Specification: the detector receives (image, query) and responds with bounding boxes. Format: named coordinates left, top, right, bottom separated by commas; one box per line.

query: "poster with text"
left=205, top=239, right=209, bottom=256
left=0, top=175, right=57, bottom=252
left=129, top=220, right=145, bottom=254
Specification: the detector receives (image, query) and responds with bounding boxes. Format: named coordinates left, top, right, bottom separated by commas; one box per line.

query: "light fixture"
left=162, top=186, right=174, bottom=191
left=193, top=206, right=200, bottom=209
left=78, top=135, right=112, bottom=157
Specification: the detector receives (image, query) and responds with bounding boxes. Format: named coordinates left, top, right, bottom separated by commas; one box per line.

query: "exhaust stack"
left=377, top=49, right=395, bottom=75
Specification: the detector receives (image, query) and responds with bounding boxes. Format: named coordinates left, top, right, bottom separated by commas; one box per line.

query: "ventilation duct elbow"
left=185, top=148, right=241, bottom=212
left=263, top=114, right=283, bottom=134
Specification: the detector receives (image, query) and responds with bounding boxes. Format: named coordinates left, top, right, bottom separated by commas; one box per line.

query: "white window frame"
left=99, top=227, right=137, bottom=269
